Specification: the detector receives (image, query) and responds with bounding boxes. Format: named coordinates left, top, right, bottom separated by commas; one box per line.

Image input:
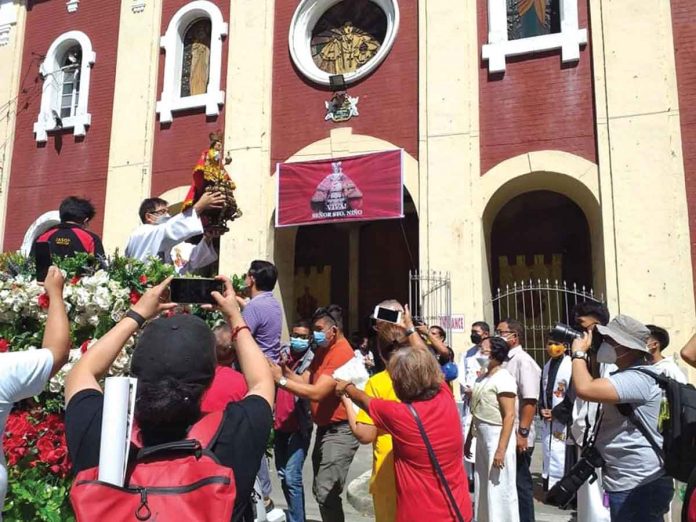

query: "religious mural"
left=507, top=0, right=560, bottom=40
left=311, top=0, right=387, bottom=75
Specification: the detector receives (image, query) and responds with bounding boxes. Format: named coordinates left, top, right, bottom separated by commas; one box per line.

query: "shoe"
left=264, top=498, right=274, bottom=513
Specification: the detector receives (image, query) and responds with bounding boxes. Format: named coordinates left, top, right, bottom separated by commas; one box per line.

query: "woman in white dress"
left=465, top=336, right=519, bottom=522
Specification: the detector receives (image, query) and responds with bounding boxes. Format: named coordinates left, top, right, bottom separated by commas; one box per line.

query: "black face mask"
left=470, top=333, right=482, bottom=345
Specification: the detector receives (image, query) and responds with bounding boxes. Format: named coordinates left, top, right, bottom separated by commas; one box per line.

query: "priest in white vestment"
left=125, top=192, right=225, bottom=274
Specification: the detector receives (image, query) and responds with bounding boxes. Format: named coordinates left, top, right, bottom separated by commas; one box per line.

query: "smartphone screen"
left=169, top=278, right=224, bottom=304
left=374, top=306, right=401, bottom=324
left=35, top=242, right=52, bottom=283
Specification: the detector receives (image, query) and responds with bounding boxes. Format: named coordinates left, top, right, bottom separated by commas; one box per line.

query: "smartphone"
left=373, top=305, right=402, bottom=324
left=35, top=242, right=52, bottom=283
left=169, top=278, right=224, bottom=304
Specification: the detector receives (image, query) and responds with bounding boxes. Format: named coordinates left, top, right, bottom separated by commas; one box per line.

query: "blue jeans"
left=607, top=475, right=674, bottom=522
left=517, top=447, right=535, bottom=522
left=274, top=430, right=311, bottom=522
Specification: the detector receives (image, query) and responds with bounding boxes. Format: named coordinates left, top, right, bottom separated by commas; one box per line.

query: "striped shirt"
left=242, top=291, right=282, bottom=363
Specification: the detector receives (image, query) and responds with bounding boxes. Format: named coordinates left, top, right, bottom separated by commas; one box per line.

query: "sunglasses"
left=313, top=307, right=339, bottom=325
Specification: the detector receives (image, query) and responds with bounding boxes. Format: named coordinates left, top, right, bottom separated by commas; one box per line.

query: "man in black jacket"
left=30, top=197, right=105, bottom=260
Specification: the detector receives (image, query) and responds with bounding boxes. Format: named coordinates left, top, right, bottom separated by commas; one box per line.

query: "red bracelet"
left=231, top=325, right=250, bottom=342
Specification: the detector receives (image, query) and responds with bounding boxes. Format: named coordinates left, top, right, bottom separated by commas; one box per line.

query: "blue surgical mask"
left=155, top=214, right=170, bottom=225
left=290, top=337, right=309, bottom=353
left=313, top=331, right=328, bottom=347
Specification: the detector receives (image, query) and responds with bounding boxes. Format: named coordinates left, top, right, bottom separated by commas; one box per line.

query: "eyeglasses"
left=148, top=208, right=169, bottom=216
left=292, top=332, right=310, bottom=340
left=495, top=330, right=514, bottom=336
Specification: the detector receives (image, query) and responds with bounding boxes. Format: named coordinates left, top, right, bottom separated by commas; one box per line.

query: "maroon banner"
left=275, top=150, right=404, bottom=227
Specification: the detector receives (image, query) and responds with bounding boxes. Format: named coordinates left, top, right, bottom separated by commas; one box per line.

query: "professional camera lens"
left=549, top=323, right=583, bottom=344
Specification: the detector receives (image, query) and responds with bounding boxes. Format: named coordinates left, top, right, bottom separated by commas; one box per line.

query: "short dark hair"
left=472, top=321, right=490, bottom=334
left=572, top=301, right=610, bottom=326
left=646, top=324, right=670, bottom=351
left=429, top=325, right=446, bottom=341
left=59, top=196, right=96, bottom=223
left=312, top=304, right=344, bottom=332
left=489, top=336, right=511, bottom=363
left=248, top=260, right=277, bottom=291
left=139, top=197, right=168, bottom=223
left=500, top=318, right=524, bottom=340
left=293, top=319, right=311, bottom=330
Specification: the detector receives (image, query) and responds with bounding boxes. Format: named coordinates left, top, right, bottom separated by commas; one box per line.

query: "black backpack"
left=617, top=368, right=696, bottom=482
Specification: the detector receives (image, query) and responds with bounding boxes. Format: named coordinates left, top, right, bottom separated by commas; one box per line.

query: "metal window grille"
left=486, top=279, right=604, bottom=366
left=409, top=270, right=452, bottom=341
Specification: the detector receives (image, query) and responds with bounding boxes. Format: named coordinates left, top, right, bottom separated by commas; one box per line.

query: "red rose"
left=80, top=339, right=91, bottom=354
left=38, top=293, right=50, bottom=309
left=139, top=275, right=148, bottom=284
left=70, top=276, right=81, bottom=285
left=0, top=338, right=9, bottom=353
left=129, top=289, right=141, bottom=304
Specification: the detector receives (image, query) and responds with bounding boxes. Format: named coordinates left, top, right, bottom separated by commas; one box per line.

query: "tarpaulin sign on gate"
left=275, top=149, right=404, bottom=227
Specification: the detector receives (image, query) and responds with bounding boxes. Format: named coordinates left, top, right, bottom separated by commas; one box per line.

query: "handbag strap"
left=406, top=403, right=466, bottom=522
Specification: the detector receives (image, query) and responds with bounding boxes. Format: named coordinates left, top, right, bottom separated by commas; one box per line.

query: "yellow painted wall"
left=0, top=2, right=26, bottom=246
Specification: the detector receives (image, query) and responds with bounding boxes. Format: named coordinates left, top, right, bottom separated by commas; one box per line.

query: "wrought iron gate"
left=409, top=270, right=452, bottom=341
left=486, top=279, right=604, bottom=366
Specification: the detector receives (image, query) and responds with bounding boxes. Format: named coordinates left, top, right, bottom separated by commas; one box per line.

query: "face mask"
left=155, top=214, right=170, bottom=225
left=470, top=333, right=482, bottom=345
left=476, top=356, right=490, bottom=369
left=290, top=337, right=309, bottom=353
left=313, top=331, right=328, bottom=347
left=547, top=343, right=566, bottom=359
left=597, top=342, right=617, bottom=364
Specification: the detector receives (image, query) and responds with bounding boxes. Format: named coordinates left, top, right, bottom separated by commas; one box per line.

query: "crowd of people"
left=1, top=193, right=696, bottom=522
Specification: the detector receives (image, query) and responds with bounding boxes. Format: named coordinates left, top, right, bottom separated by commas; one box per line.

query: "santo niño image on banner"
left=275, top=149, right=404, bottom=227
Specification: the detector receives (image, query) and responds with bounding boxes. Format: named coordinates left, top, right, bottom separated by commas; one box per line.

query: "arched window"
left=181, top=19, right=212, bottom=97
left=33, top=31, right=95, bottom=142
left=59, top=45, right=82, bottom=118
left=156, top=1, right=227, bottom=123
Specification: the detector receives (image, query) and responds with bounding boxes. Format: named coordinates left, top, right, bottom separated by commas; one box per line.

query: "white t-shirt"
left=653, top=356, right=687, bottom=384
left=470, top=368, right=517, bottom=425
left=0, top=349, right=54, bottom=510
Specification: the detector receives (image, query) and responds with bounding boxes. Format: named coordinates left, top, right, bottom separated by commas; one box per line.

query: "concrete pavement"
left=267, top=435, right=577, bottom=522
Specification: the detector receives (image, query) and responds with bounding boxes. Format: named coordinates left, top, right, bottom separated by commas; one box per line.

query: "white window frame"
left=33, top=31, right=95, bottom=143
left=481, top=0, right=587, bottom=73
left=156, top=0, right=227, bottom=123
left=289, top=0, right=400, bottom=87
left=0, top=0, right=18, bottom=46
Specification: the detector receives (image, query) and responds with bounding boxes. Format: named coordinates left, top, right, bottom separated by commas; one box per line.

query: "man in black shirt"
left=30, top=196, right=105, bottom=259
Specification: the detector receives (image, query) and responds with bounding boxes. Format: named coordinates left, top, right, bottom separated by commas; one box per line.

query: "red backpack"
left=70, top=411, right=236, bottom=521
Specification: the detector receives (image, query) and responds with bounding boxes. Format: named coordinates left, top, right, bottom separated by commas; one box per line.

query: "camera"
left=549, top=323, right=583, bottom=344
left=546, top=446, right=605, bottom=508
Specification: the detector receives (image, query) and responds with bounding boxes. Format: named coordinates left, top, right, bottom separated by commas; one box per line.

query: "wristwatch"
left=278, top=377, right=288, bottom=388
left=572, top=351, right=589, bottom=361
left=518, top=427, right=530, bottom=438
left=405, top=327, right=416, bottom=336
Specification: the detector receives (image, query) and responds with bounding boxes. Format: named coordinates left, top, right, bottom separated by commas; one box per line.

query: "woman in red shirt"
left=338, top=339, right=473, bottom=521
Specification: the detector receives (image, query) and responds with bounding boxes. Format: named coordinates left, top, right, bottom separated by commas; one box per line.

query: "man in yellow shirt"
left=339, top=300, right=406, bottom=522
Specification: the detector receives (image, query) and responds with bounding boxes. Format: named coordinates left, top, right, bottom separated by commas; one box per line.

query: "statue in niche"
left=182, top=19, right=211, bottom=97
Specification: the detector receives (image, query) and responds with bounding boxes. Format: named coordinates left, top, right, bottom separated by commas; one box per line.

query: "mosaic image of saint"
left=314, top=21, right=380, bottom=74
left=310, top=1, right=387, bottom=75
left=507, top=0, right=559, bottom=40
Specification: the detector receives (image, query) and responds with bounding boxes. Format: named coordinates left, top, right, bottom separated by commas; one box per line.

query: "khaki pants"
left=312, top=421, right=359, bottom=522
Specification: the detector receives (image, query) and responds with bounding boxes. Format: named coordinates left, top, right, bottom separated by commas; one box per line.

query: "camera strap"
left=582, top=402, right=603, bottom=448
left=406, top=403, right=466, bottom=522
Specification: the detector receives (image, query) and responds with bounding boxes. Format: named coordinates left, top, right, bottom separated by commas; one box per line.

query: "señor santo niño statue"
left=182, top=131, right=242, bottom=233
